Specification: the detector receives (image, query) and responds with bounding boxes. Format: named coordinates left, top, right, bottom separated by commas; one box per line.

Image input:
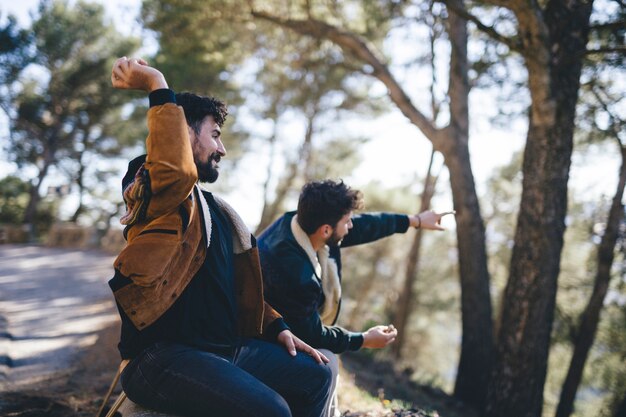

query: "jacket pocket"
left=115, top=215, right=182, bottom=287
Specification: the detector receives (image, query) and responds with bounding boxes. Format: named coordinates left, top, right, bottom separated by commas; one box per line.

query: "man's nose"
left=217, top=139, right=226, bottom=156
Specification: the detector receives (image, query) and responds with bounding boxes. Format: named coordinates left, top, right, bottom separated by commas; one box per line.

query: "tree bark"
left=485, top=1, right=594, bottom=416
left=70, top=151, right=86, bottom=223
left=554, top=145, right=626, bottom=417
left=23, top=151, right=54, bottom=227
left=391, top=150, right=437, bottom=359
left=445, top=3, right=495, bottom=410
left=445, top=132, right=493, bottom=412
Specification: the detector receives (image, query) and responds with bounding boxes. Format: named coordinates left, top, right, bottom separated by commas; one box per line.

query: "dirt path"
left=0, top=244, right=118, bottom=415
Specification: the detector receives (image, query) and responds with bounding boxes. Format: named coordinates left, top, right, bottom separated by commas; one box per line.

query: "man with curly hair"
left=108, top=57, right=331, bottom=417
left=258, top=179, right=453, bottom=416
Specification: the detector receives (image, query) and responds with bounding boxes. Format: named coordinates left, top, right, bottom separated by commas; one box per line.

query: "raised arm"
left=111, top=57, right=168, bottom=92
left=112, top=57, right=197, bottom=220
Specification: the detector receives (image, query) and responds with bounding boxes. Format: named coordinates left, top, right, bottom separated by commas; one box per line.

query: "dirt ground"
left=1, top=322, right=119, bottom=417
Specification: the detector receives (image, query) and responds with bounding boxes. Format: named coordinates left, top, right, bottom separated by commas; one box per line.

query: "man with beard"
left=257, top=180, right=453, bottom=416
left=107, top=57, right=331, bottom=417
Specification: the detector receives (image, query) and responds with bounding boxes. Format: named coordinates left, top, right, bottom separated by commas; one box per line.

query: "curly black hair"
left=296, top=180, right=363, bottom=234
left=175, top=92, right=228, bottom=133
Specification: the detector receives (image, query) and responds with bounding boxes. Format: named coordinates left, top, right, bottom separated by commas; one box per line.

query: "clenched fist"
left=111, top=57, right=168, bottom=92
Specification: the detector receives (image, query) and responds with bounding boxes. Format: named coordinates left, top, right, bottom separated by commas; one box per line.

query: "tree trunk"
left=347, top=248, right=389, bottom=330
left=70, top=152, right=86, bottom=223
left=23, top=126, right=59, bottom=229
left=23, top=157, right=52, bottom=227
left=445, top=134, right=494, bottom=411
left=555, top=145, right=626, bottom=417
left=391, top=150, right=438, bottom=359
left=444, top=3, right=495, bottom=411
left=486, top=2, right=594, bottom=416
left=255, top=112, right=316, bottom=235
left=256, top=111, right=281, bottom=234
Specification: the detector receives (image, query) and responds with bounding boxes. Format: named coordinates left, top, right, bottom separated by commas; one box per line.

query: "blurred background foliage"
left=0, top=0, right=624, bottom=416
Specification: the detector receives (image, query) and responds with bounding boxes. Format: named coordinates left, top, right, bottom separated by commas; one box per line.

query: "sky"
left=0, top=0, right=621, bottom=228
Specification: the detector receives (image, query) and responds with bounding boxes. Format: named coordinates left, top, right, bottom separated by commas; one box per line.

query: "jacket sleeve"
left=280, top=263, right=363, bottom=353
left=340, top=212, right=410, bottom=248
left=262, top=302, right=289, bottom=341
left=287, top=308, right=363, bottom=353
left=143, top=91, right=198, bottom=220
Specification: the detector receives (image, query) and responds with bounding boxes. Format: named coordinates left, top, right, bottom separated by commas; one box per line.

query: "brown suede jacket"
left=110, top=102, right=282, bottom=337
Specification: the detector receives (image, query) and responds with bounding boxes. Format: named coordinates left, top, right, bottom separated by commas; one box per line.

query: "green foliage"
left=0, top=176, right=30, bottom=224
left=0, top=14, right=34, bottom=91
left=140, top=0, right=260, bottom=164
left=141, top=0, right=251, bottom=99
left=0, top=175, right=57, bottom=234
left=2, top=0, right=141, bottom=225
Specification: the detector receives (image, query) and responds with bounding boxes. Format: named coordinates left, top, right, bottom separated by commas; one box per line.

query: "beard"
left=326, top=230, right=344, bottom=247
left=196, top=152, right=221, bottom=183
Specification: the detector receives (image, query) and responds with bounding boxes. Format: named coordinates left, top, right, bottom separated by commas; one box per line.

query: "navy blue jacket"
left=258, top=211, right=409, bottom=353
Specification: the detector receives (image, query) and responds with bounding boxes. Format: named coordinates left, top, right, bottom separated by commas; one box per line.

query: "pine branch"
left=585, top=45, right=626, bottom=55
left=251, top=9, right=440, bottom=142
left=438, top=0, right=523, bottom=53
left=590, top=85, right=625, bottom=147
left=588, top=21, right=626, bottom=32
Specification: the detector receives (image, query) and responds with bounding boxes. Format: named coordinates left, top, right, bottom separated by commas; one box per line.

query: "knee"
left=319, top=350, right=339, bottom=380
left=309, top=360, right=333, bottom=393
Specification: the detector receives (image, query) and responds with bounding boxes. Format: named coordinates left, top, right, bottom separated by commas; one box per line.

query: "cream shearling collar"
left=290, top=215, right=341, bottom=325
left=196, top=184, right=252, bottom=254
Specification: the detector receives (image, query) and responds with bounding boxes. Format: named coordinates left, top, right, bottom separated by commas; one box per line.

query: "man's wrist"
left=148, top=76, right=168, bottom=92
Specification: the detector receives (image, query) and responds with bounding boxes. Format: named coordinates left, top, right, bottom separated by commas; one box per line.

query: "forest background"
left=0, top=0, right=624, bottom=416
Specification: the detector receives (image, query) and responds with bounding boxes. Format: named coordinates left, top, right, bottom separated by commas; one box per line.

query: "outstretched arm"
left=408, top=210, right=456, bottom=231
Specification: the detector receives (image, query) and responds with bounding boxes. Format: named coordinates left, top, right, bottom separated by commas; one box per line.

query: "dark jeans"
left=121, top=339, right=332, bottom=417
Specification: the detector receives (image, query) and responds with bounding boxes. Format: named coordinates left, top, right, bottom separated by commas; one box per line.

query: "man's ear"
left=313, top=224, right=331, bottom=238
